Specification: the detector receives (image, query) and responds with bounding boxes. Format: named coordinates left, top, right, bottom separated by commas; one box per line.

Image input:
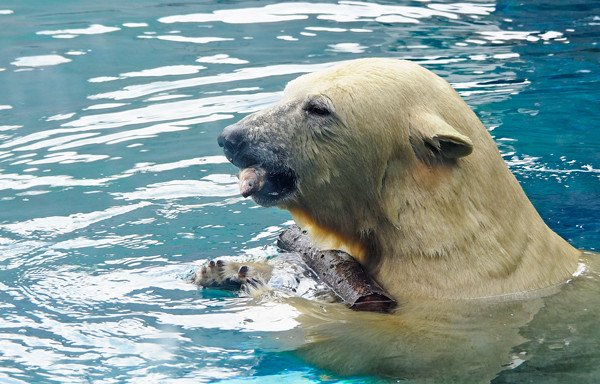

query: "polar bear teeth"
left=238, top=167, right=267, bottom=198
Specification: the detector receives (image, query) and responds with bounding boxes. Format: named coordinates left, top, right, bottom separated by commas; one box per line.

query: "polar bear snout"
left=218, top=121, right=273, bottom=171
left=218, top=122, right=250, bottom=167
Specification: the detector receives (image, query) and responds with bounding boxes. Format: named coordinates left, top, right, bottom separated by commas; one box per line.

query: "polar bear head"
left=218, top=59, right=477, bottom=249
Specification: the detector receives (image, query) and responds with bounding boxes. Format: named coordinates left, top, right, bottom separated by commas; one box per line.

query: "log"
left=277, top=225, right=397, bottom=313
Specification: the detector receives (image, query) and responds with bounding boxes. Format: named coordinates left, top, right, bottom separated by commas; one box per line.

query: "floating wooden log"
left=277, top=225, right=397, bottom=313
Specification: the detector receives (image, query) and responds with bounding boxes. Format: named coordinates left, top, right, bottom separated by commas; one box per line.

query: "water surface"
left=0, top=0, right=598, bottom=382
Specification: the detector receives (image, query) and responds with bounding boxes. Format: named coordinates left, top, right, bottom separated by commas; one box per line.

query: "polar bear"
left=192, top=58, right=598, bottom=381
left=208, top=58, right=581, bottom=301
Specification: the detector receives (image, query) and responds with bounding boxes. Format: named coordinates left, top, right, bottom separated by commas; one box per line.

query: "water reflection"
left=11, top=55, right=72, bottom=67
left=87, top=64, right=332, bottom=100
left=156, top=2, right=485, bottom=24
left=37, top=24, right=121, bottom=39
left=90, top=65, right=206, bottom=82
left=1, top=202, right=151, bottom=237
left=113, top=177, right=239, bottom=201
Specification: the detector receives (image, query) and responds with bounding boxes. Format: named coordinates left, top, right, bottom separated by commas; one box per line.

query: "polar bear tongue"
left=238, top=167, right=267, bottom=198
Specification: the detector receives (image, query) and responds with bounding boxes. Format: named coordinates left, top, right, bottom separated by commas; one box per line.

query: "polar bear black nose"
left=218, top=123, right=248, bottom=165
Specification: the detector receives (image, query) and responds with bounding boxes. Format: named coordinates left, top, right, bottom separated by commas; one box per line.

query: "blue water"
left=0, top=0, right=598, bottom=383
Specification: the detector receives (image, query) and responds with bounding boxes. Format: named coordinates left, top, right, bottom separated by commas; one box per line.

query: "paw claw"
left=241, top=278, right=265, bottom=295
left=238, top=265, right=249, bottom=279
left=245, top=278, right=261, bottom=288
left=241, top=282, right=252, bottom=295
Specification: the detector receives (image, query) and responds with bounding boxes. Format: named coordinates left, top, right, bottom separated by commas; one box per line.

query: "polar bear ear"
left=410, top=112, right=473, bottom=161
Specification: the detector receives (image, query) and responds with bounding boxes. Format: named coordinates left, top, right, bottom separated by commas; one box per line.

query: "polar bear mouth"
left=237, top=166, right=296, bottom=206
left=217, top=121, right=297, bottom=206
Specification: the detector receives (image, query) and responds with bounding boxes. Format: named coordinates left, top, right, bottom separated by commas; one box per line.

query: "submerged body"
left=300, top=255, right=599, bottom=382
left=194, top=251, right=599, bottom=382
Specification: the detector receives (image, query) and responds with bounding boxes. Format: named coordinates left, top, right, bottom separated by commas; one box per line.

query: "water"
left=0, top=0, right=598, bottom=382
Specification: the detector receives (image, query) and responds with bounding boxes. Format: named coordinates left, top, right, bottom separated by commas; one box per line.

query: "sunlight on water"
left=0, top=0, right=598, bottom=382
left=37, top=24, right=122, bottom=39
left=11, top=55, right=73, bottom=68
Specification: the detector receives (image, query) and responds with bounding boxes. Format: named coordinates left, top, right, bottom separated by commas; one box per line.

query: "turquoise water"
left=0, top=0, right=598, bottom=383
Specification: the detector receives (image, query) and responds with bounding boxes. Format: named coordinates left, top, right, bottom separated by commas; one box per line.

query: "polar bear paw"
left=191, top=260, right=248, bottom=289
left=191, top=260, right=271, bottom=294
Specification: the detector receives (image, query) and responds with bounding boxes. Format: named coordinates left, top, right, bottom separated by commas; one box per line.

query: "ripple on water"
left=0, top=0, right=598, bottom=382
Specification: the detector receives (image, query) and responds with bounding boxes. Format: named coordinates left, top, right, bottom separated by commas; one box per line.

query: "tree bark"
left=277, top=225, right=397, bottom=313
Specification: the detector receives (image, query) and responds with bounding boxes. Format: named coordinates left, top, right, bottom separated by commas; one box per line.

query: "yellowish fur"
left=276, top=58, right=581, bottom=300
left=288, top=207, right=368, bottom=263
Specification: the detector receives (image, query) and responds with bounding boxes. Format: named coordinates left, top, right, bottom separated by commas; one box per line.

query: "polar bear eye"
left=303, top=96, right=333, bottom=117
left=305, top=103, right=330, bottom=116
